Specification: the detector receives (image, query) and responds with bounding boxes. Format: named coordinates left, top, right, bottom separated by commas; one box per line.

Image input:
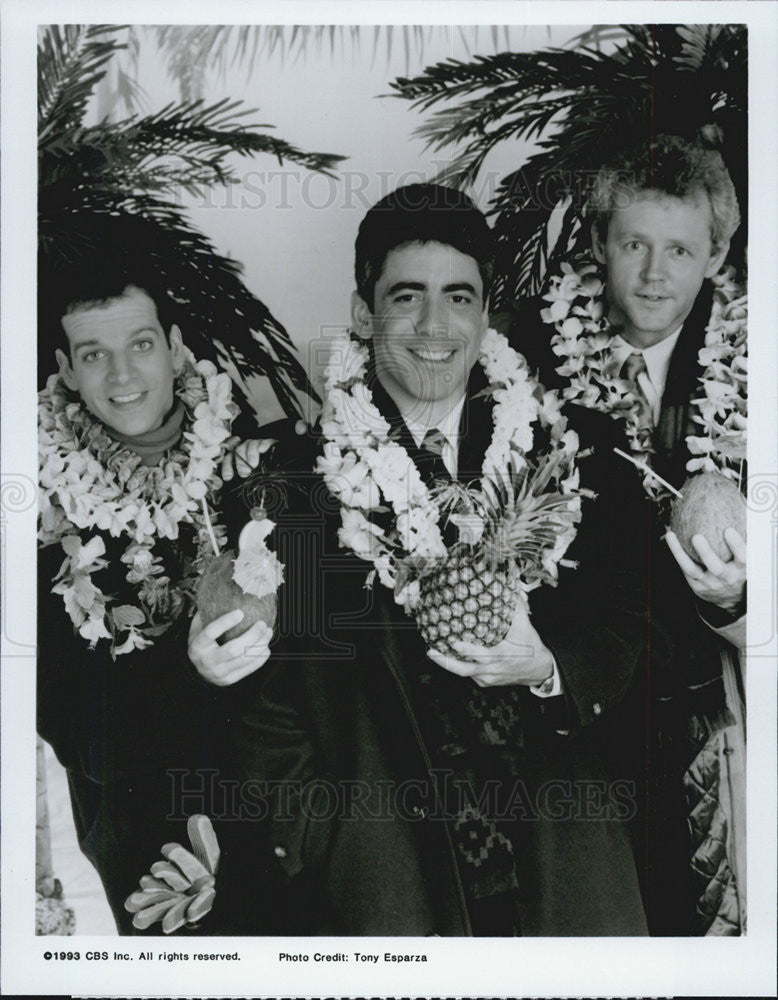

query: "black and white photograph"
left=2, top=1, right=777, bottom=996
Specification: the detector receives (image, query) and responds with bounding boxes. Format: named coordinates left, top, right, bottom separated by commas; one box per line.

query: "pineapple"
left=412, top=449, right=582, bottom=654
left=416, top=552, right=524, bottom=654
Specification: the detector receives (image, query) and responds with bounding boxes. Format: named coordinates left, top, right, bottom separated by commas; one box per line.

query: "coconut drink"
left=197, top=512, right=283, bottom=643
left=670, top=471, right=746, bottom=562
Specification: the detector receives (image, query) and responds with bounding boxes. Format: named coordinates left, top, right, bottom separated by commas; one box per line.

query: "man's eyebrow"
left=385, top=281, right=426, bottom=295
left=72, top=326, right=160, bottom=349
left=384, top=281, right=479, bottom=295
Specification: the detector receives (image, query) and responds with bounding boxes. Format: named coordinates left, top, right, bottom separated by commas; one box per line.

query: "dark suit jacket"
left=217, top=363, right=669, bottom=936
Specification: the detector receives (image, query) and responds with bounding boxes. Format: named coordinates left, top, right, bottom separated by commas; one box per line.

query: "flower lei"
left=38, top=349, right=238, bottom=656
left=316, top=328, right=582, bottom=612
left=685, top=271, right=747, bottom=485
left=544, top=260, right=747, bottom=497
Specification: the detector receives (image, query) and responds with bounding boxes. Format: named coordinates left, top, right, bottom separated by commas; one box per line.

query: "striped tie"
left=620, top=350, right=654, bottom=434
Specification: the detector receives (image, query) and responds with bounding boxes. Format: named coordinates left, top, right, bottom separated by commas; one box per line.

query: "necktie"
left=417, top=428, right=452, bottom=484
left=620, top=351, right=654, bottom=433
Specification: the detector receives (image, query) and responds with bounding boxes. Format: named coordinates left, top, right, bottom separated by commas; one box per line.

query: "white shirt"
left=611, top=328, right=682, bottom=425
left=400, top=395, right=562, bottom=699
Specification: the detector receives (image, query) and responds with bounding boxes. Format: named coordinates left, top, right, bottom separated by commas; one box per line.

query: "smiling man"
left=37, top=251, right=272, bottom=933
left=56, top=284, right=185, bottom=439
left=352, top=240, right=487, bottom=429
left=224, top=183, right=667, bottom=937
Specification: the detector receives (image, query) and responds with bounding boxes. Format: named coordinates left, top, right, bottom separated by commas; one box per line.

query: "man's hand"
left=665, top=528, right=746, bottom=615
left=188, top=610, right=272, bottom=686
left=220, top=438, right=276, bottom=482
left=426, top=597, right=554, bottom=688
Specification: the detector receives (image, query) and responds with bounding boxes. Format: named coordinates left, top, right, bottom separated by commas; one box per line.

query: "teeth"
left=411, top=348, right=455, bottom=361
left=111, top=392, right=143, bottom=403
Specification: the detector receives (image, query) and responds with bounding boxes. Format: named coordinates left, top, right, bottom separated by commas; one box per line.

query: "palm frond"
left=38, top=24, right=127, bottom=140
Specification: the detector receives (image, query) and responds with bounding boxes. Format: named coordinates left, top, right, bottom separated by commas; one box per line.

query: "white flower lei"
left=545, top=260, right=747, bottom=496
left=316, top=328, right=582, bottom=611
left=38, top=349, right=239, bottom=656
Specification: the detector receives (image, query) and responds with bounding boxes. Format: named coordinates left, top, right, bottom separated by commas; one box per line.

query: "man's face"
left=593, top=190, right=728, bottom=349
left=56, top=285, right=183, bottom=437
left=353, top=241, right=488, bottom=424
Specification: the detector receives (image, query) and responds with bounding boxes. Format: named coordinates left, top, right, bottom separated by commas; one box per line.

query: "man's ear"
left=351, top=292, right=374, bottom=339
left=705, top=240, right=730, bottom=279
left=168, top=325, right=185, bottom=371
left=592, top=225, right=607, bottom=265
left=55, top=348, right=78, bottom=391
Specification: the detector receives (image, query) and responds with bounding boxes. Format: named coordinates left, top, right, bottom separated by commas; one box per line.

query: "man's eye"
left=671, top=246, right=690, bottom=258
left=625, top=241, right=644, bottom=252
left=132, top=338, right=154, bottom=351
left=449, top=294, right=472, bottom=305
left=82, top=351, right=105, bottom=363
left=393, top=293, right=417, bottom=304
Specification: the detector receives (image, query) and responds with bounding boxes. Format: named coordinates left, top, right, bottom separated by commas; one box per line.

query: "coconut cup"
left=670, top=471, right=746, bottom=562
left=196, top=551, right=277, bottom=644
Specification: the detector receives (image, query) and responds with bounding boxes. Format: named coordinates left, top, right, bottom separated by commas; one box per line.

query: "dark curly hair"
left=354, top=183, right=494, bottom=310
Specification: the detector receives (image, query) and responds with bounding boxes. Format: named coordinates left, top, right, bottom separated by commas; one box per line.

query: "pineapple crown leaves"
left=427, top=445, right=587, bottom=574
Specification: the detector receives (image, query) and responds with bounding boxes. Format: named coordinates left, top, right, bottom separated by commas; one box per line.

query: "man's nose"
left=417, top=297, right=449, bottom=337
left=641, top=247, right=667, bottom=283
left=107, top=353, right=133, bottom=382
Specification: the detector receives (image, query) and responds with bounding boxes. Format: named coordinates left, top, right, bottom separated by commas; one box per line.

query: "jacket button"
left=273, top=845, right=288, bottom=858
left=592, top=702, right=602, bottom=716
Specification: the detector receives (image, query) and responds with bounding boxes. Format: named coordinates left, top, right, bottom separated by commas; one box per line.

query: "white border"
left=2, top=1, right=776, bottom=996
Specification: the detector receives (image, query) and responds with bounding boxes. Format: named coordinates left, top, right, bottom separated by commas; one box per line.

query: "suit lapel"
left=456, top=363, right=491, bottom=483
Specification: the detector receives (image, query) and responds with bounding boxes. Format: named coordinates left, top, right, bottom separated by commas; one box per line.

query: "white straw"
left=201, top=498, right=220, bottom=556
left=613, top=447, right=684, bottom=499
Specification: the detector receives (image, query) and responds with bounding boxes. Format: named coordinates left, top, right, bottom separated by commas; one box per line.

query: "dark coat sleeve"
left=527, top=405, right=672, bottom=730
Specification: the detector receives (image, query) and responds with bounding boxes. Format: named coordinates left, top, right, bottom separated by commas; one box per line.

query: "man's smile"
left=408, top=346, right=456, bottom=363
left=109, top=390, right=147, bottom=406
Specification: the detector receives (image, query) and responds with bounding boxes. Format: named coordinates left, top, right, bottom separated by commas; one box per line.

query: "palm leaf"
left=38, top=24, right=126, bottom=140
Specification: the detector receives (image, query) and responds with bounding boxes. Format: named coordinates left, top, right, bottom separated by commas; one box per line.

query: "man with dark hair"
left=37, top=250, right=272, bottom=932
left=502, top=136, right=747, bottom=934
left=223, top=183, right=668, bottom=936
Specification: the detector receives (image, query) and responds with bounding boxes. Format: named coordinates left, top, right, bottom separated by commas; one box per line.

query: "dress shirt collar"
left=402, top=395, right=466, bottom=451
left=612, top=327, right=682, bottom=403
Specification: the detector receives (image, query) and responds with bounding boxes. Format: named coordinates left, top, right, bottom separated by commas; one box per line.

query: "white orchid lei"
left=685, top=270, right=747, bottom=485
left=544, top=260, right=747, bottom=497
left=39, top=349, right=239, bottom=656
left=316, top=328, right=583, bottom=612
